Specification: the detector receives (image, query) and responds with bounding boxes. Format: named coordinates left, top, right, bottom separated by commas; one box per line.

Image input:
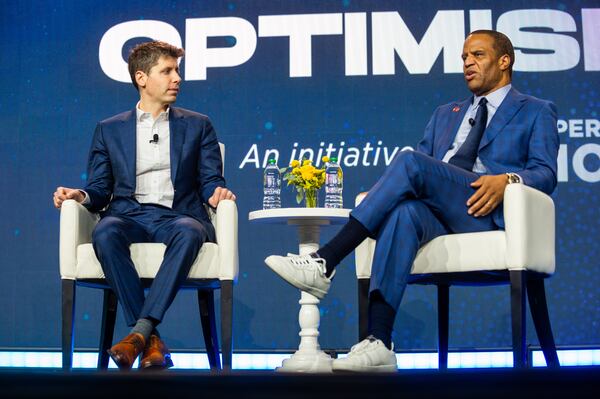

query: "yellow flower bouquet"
left=282, top=158, right=328, bottom=207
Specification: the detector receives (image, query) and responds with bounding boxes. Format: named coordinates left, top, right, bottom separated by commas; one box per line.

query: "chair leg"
left=510, top=270, right=528, bottom=368
left=527, top=278, right=560, bottom=368
left=358, top=278, right=370, bottom=341
left=437, top=284, right=449, bottom=370
left=61, top=279, right=76, bottom=371
left=97, top=289, right=118, bottom=370
left=198, top=290, right=221, bottom=371
left=220, top=280, right=233, bottom=371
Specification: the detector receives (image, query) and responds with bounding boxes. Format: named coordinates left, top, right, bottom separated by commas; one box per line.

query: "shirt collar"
left=136, top=101, right=170, bottom=122
left=473, top=83, right=512, bottom=110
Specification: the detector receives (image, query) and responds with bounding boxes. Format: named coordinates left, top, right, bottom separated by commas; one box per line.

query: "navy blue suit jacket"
left=416, top=88, right=559, bottom=226
left=83, top=107, right=225, bottom=225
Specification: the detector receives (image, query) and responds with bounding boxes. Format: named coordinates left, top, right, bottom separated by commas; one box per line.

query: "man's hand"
left=208, top=187, right=236, bottom=208
left=53, top=186, right=85, bottom=209
left=466, top=174, right=508, bottom=217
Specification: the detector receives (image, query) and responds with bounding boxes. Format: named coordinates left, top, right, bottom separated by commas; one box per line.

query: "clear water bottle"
left=263, top=158, right=281, bottom=209
left=324, top=157, right=343, bottom=208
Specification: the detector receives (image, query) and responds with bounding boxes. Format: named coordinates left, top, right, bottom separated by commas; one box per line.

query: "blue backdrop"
left=1, top=0, right=598, bottom=351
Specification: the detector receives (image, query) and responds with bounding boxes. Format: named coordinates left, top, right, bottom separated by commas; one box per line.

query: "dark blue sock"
left=317, top=216, right=370, bottom=277
left=368, top=290, right=396, bottom=349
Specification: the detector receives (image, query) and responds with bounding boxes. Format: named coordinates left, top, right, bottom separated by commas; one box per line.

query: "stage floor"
left=1, top=366, right=599, bottom=398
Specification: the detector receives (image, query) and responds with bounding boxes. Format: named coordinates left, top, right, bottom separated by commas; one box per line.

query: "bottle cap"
left=268, top=158, right=277, bottom=165
left=330, top=157, right=338, bottom=163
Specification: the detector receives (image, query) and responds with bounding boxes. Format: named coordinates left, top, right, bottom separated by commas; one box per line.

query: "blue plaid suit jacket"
left=416, top=88, right=559, bottom=195
left=414, top=88, right=559, bottom=228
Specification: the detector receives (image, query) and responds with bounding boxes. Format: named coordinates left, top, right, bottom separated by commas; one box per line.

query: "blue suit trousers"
left=351, top=151, right=500, bottom=310
left=92, top=204, right=213, bottom=326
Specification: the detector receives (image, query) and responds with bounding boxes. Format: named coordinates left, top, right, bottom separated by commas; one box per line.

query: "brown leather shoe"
left=107, top=333, right=146, bottom=370
left=139, top=335, right=174, bottom=370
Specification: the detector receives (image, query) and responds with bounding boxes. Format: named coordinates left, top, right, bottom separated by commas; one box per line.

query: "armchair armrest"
left=213, top=199, right=239, bottom=281
left=504, top=184, right=555, bottom=273
left=354, top=192, right=375, bottom=278
left=59, top=199, right=99, bottom=280
left=355, top=184, right=556, bottom=277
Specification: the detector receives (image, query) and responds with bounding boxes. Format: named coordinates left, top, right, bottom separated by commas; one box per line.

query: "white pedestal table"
left=249, top=207, right=350, bottom=372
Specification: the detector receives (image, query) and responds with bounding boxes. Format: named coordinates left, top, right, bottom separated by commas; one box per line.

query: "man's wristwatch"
left=506, top=173, right=521, bottom=184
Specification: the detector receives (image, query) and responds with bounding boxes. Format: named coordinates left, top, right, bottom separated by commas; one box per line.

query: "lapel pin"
left=452, top=106, right=460, bottom=112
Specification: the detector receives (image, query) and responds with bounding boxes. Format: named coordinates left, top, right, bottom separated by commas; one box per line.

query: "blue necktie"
left=449, top=97, right=488, bottom=171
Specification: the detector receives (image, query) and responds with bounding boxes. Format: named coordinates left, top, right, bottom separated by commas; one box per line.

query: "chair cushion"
left=411, top=231, right=508, bottom=274
left=75, top=243, right=220, bottom=279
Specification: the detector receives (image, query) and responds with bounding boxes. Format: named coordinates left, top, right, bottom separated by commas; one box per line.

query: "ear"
left=498, top=54, right=511, bottom=72
left=135, top=70, right=147, bottom=89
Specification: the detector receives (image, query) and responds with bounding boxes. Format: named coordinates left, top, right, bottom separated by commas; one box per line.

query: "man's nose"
left=172, top=71, right=181, bottom=83
left=463, top=55, right=475, bottom=67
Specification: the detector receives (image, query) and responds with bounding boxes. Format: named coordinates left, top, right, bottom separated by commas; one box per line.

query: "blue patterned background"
left=0, top=0, right=598, bottom=351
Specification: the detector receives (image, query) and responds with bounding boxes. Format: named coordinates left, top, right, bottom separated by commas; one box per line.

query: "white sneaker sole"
left=264, top=256, right=328, bottom=299
left=332, top=361, right=397, bottom=373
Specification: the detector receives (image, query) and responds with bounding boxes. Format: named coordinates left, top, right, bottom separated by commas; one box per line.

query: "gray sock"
left=130, top=318, right=154, bottom=342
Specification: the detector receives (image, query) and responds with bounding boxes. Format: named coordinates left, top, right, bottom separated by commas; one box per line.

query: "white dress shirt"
left=442, top=84, right=512, bottom=173
left=134, top=104, right=175, bottom=208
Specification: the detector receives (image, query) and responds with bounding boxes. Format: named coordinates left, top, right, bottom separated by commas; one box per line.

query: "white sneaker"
left=264, top=253, right=334, bottom=299
left=332, top=336, right=397, bottom=372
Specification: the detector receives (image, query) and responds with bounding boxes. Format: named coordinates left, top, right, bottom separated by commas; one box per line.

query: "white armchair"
left=60, top=144, right=238, bottom=371
left=355, top=183, right=559, bottom=368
